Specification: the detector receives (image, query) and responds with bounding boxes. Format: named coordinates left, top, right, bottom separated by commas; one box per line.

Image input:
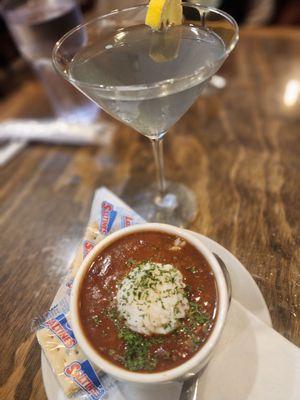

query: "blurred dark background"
left=0, top=0, right=299, bottom=98
left=221, top=0, right=300, bottom=26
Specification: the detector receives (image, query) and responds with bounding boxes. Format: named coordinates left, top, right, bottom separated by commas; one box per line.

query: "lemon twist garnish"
left=146, top=0, right=183, bottom=31
left=149, top=29, right=181, bottom=63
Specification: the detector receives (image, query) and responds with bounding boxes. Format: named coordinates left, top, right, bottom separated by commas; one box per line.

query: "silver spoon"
left=213, top=252, right=232, bottom=306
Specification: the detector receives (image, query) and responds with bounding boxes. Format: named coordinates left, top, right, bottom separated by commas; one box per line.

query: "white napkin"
left=196, top=299, right=300, bottom=400
left=94, top=188, right=300, bottom=400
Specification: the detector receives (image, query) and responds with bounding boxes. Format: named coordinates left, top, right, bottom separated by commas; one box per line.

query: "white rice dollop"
left=117, top=262, right=189, bottom=335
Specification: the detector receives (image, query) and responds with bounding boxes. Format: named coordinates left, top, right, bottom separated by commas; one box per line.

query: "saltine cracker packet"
left=35, top=187, right=144, bottom=399
left=70, top=188, right=145, bottom=278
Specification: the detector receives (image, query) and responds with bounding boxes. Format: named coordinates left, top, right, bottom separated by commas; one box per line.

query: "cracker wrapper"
left=35, top=187, right=144, bottom=399
left=70, top=188, right=145, bottom=278
left=36, top=309, right=105, bottom=399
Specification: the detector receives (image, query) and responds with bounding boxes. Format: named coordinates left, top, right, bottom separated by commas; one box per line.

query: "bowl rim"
left=71, top=223, right=228, bottom=383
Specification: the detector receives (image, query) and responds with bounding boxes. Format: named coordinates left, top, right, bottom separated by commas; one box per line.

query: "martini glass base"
left=125, top=181, right=197, bottom=227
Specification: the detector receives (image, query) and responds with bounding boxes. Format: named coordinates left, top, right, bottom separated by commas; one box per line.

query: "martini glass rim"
left=52, top=2, right=239, bottom=94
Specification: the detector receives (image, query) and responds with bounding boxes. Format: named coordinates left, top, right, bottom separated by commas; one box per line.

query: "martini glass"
left=53, top=3, right=238, bottom=227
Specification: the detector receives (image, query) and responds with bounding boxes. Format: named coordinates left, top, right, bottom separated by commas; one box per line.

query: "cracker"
left=37, top=325, right=85, bottom=396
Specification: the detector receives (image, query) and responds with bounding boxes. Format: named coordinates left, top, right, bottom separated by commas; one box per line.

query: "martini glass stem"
left=151, top=137, right=166, bottom=199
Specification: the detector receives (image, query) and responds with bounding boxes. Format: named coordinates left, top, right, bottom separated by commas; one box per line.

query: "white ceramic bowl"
left=71, top=223, right=228, bottom=384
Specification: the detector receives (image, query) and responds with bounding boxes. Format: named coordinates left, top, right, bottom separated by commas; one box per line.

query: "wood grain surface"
left=0, top=27, right=300, bottom=399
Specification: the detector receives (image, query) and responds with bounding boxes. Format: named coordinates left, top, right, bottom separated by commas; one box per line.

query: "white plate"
left=41, top=231, right=272, bottom=400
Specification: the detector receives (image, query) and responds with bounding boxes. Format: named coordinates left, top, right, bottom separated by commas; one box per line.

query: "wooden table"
left=0, top=27, right=299, bottom=399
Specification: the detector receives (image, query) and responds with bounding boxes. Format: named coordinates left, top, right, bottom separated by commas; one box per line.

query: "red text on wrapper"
left=121, top=215, right=133, bottom=228
left=83, top=240, right=95, bottom=258
left=44, top=315, right=76, bottom=349
left=99, top=201, right=117, bottom=234
left=64, top=361, right=106, bottom=399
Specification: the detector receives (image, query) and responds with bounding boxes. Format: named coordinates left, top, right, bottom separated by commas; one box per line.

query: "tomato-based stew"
left=79, top=231, right=218, bottom=373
